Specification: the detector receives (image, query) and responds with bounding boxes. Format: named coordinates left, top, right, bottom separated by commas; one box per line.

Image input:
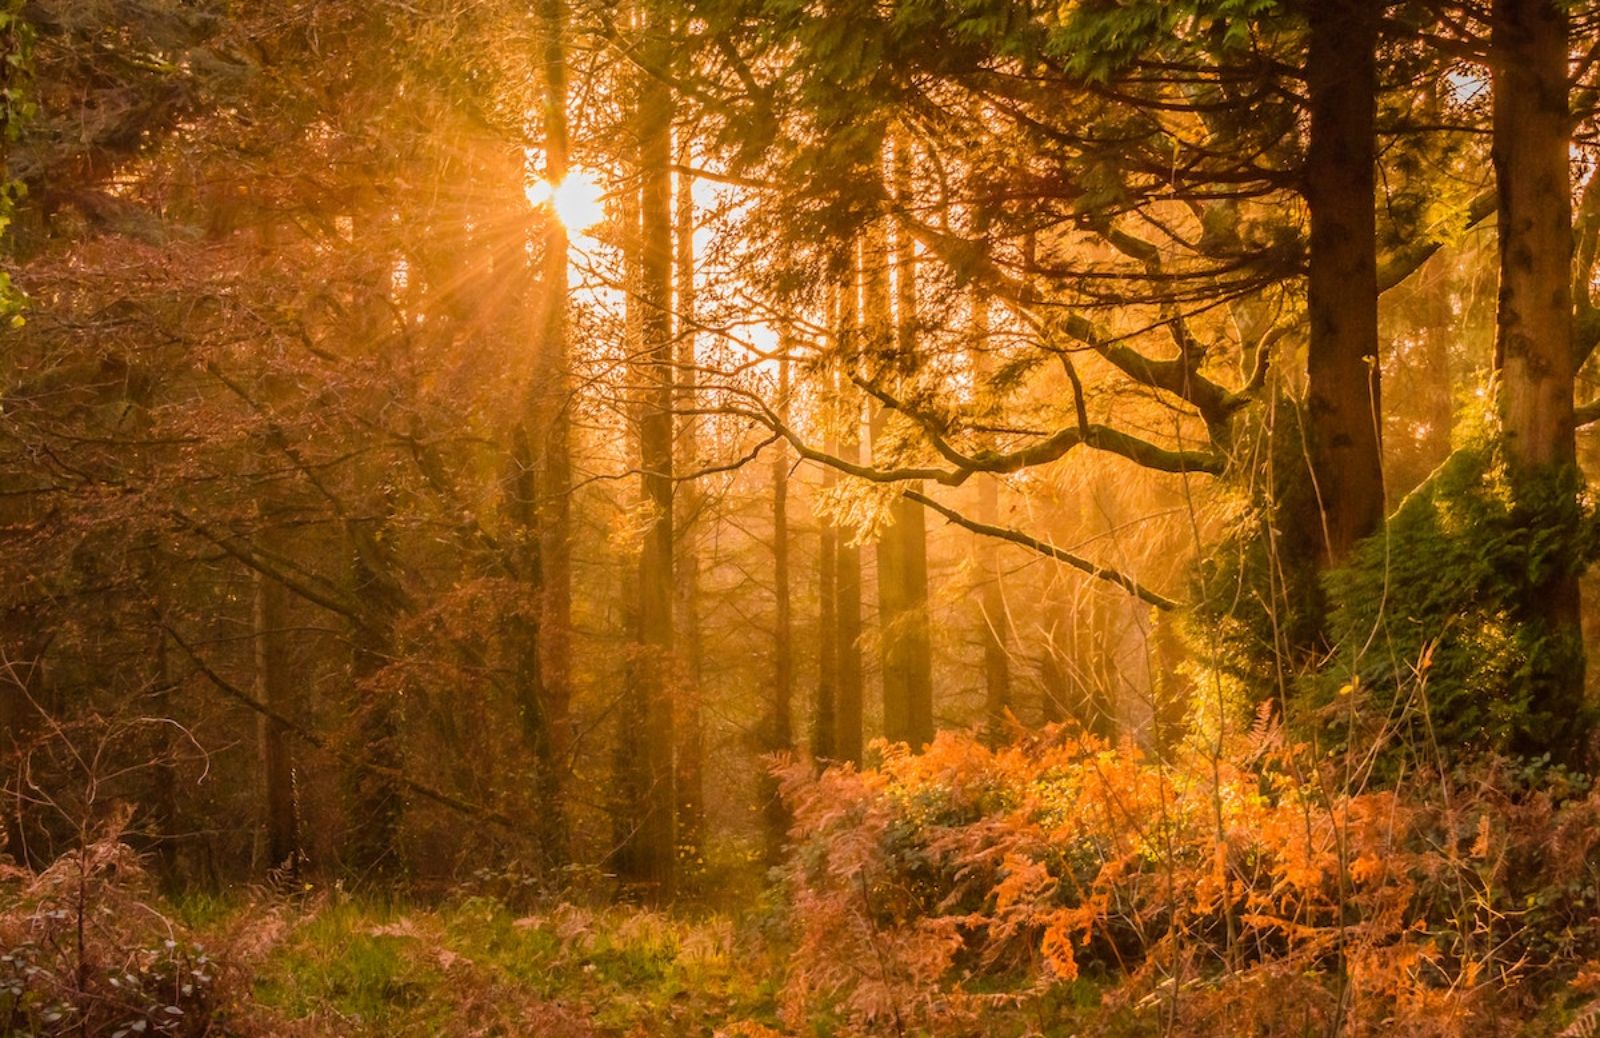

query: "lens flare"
left=525, top=169, right=606, bottom=231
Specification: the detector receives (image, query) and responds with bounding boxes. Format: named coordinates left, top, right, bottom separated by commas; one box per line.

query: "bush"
left=0, top=819, right=227, bottom=1037
left=776, top=728, right=1600, bottom=1037
left=1316, top=440, right=1598, bottom=769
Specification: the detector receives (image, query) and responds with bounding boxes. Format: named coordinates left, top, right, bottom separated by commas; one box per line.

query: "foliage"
left=3, top=833, right=790, bottom=1036
left=1316, top=435, right=1600, bottom=768
left=775, top=727, right=1600, bottom=1036
left=0, top=0, right=31, bottom=320
left=0, top=820, right=227, bottom=1037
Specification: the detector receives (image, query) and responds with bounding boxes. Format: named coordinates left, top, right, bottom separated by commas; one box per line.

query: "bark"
left=1491, top=0, right=1589, bottom=760
left=765, top=349, right=794, bottom=866
left=970, top=297, right=1012, bottom=746
left=1302, top=0, right=1384, bottom=566
left=872, top=136, right=935, bottom=748
left=340, top=208, right=405, bottom=880
left=812, top=285, right=841, bottom=762
left=505, top=423, right=557, bottom=865
left=343, top=513, right=406, bottom=879
left=532, top=0, right=573, bottom=870
left=614, top=10, right=677, bottom=897
left=673, top=152, right=704, bottom=870
left=253, top=541, right=300, bottom=874
left=835, top=251, right=865, bottom=767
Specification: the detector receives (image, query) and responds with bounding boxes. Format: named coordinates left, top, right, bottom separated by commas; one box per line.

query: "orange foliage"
left=776, top=726, right=1600, bottom=1036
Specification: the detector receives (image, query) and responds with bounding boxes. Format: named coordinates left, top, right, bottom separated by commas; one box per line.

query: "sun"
left=525, top=169, right=606, bottom=232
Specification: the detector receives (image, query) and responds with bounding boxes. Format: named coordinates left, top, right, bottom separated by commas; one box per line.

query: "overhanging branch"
left=904, top=488, right=1180, bottom=611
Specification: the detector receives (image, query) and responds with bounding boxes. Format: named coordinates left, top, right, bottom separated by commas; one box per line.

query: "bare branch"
left=904, top=489, right=1180, bottom=611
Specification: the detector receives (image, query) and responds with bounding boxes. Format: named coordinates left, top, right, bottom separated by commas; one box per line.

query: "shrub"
left=777, top=728, right=1600, bottom=1037
left=0, top=818, right=227, bottom=1037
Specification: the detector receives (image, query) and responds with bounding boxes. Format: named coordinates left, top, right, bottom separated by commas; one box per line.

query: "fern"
left=1561, top=998, right=1600, bottom=1038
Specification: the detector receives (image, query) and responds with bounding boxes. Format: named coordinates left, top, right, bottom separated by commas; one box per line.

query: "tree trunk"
left=673, top=151, right=705, bottom=873
left=812, top=285, right=841, bottom=762
left=970, top=296, right=1012, bottom=746
left=531, top=0, right=573, bottom=871
left=878, top=135, right=935, bottom=748
left=835, top=249, right=865, bottom=766
left=344, top=514, right=405, bottom=879
left=765, top=348, right=794, bottom=865
left=1302, top=0, right=1384, bottom=566
left=504, top=422, right=556, bottom=865
left=341, top=206, right=405, bottom=880
left=614, top=12, right=677, bottom=896
left=1491, top=0, right=1589, bottom=761
left=254, top=543, right=300, bottom=875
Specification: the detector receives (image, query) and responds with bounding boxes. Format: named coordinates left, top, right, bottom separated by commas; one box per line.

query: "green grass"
left=166, top=889, right=242, bottom=930
left=251, top=902, right=450, bottom=1031
left=243, top=896, right=786, bottom=1037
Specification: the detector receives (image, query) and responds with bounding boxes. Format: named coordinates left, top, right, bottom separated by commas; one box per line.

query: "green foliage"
left=0, top=0, right=30, bottom=323
left=1045, top=0, right=1279, bottom=81
left=1313, top=436, right=1598, bottom=768
left=1194, top=400, right=1597, bottom=774
left=253, top=903, right=444, bottom=1028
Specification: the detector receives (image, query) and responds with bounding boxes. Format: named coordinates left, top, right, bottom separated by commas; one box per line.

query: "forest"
left=4, top=0, right=1600, bottom=1034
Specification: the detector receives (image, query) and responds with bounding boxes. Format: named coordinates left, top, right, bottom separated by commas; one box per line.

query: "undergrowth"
left=774, top=728, right=1600, bottom=1037
left=7, top=726, right=1600, bottom=1037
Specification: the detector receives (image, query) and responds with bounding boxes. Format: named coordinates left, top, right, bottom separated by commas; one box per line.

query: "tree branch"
left=905, top=488, right=1179, bottom=611
left=162, top=621, right=516, bottom=828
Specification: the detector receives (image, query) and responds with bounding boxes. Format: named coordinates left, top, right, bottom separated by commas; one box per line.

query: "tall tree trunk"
left=1492, top=0, right=1589, bottom=761
left=344, top=514, right=405, bottom=879
left=531, top=0, right=573, bottom=871
left=253, top=538, right=300, bottom=875
left=505, top=423, right=553, bottom=860
left=812, top=285, right=841, bottom=762
left=673, top=151, right=705, bottom=872
left=870, top=138, right=934, bottom=748
left=970, top=296, right=1012, bottom=746
left=614, top=9, right=677, bottom=897
left=835, top=248, right=865, bottom=766
left=1302, top=0, right=1384, bottom=567
left=341, top=206, right=405, bottom=880
left=764, top=348, right=794, bottom=865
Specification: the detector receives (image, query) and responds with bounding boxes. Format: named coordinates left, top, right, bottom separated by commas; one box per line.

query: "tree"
left=872, top=133, right=935, bottom=748
left=1300, top=0, right=1385, bottom=568
left=1490, top=0, right=1589, bottom=760
left=529, top=0, right=576, bottom=869
left=765, top=346, right=794, bottom=863
left=614, top=0, right=679, bottom=897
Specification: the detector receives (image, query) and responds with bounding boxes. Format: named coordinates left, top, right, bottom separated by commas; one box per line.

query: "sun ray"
left=525, top=168, right=606, bottom=232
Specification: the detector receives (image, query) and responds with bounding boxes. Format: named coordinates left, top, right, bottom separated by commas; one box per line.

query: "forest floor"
left=191, top=892, right=791, bottom=1038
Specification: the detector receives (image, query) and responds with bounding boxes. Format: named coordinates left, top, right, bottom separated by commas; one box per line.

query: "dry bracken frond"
left=1561, top=998, right=1600, bottom=1038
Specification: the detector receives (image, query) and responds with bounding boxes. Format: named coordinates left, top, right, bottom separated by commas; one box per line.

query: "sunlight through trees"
left=4, top=0, right=1600, bottom=1034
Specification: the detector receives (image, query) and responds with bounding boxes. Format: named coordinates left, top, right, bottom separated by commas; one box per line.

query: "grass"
left=238, top=894, right=787, bottom=1037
